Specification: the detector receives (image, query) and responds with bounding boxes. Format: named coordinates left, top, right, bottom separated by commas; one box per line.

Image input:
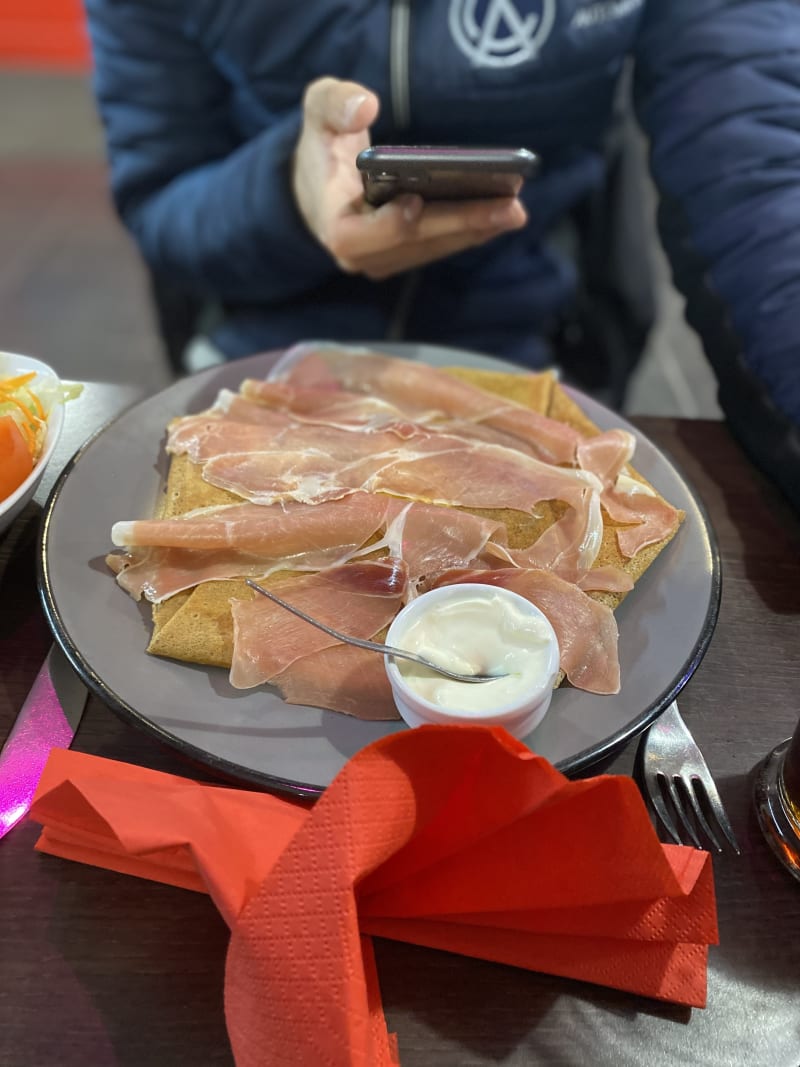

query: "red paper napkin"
left=30, top=726, right=717, bottom=1066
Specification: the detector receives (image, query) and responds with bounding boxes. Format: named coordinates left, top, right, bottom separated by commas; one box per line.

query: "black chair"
left=549, top=82, right=657, bottom=410
left=147, top=270, right=205, bottom=378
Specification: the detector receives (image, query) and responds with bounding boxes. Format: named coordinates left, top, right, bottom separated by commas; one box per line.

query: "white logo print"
left=449, top=0, right=557, bottom=68
left=571, top=0, right=643, bottom=29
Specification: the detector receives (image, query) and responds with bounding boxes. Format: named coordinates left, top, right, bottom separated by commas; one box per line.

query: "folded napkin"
left=30, top=726, right=717, bottom=1066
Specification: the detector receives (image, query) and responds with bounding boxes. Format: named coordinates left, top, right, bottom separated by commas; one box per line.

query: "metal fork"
left=637, top=702, right=740, bottom=854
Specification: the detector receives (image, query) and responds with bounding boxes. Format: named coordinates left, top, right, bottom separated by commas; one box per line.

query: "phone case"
left=356, top=146, right=539, bottom=206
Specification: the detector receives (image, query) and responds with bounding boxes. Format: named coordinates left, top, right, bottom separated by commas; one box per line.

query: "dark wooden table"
left=1, top=386, right=799, bottom=1067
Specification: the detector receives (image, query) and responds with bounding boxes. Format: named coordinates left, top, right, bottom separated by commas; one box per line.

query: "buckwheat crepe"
left=143, top=367, right=683, bottom=673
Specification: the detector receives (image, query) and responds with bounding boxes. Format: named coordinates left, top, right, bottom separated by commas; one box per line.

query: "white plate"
left=40, top=344, right=720, bottom=797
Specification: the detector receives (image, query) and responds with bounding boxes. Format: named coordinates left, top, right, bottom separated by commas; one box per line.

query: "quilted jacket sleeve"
left=634, top=0, right=800, bottom=510
left=84, top=0, right=336, bottom=303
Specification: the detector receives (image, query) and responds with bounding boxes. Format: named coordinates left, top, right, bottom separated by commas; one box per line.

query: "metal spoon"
left=245, top=580, right=506, bottom=684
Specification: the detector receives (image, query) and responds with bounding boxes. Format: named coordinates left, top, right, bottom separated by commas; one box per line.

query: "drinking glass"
left=754, top=715, right=800, bottom=882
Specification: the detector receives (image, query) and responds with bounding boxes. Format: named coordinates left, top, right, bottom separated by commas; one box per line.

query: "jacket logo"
left=449, top=0, right=556, bottom=68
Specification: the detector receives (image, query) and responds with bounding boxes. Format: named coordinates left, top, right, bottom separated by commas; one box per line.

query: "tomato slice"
left=0, top=414, right=35, bottom=500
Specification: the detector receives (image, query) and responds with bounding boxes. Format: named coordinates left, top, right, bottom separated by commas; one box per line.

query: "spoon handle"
left=245, top=580, right=497, bottom=684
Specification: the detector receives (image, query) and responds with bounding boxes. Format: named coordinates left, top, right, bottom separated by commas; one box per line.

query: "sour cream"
left=384, top=583, right=560, bottom=739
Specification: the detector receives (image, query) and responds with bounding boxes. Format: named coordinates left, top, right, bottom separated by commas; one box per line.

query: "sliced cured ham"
left=109, top=495, right=507, bottom=603
left=572, top=429, right=680, bottom=557
left=107, top=344, right=683, bottom=714
left=171, top=365, right=654, bottom=563
left=167, top=414, right=289, bottom=460
left=111, top=496, right=393, bottom=552
left=110, top=545, right=359, bottom=604
left=229, top=559, right=407, bottom=689
left=576, top=429, right=635, bottom=486
left=271, top=643, right=399, bottom=719
left=602, top=490, right=682, bottom=559
left=201, top=436, right=601, bottom=512
left=433, top=568, right=621, bottom=695
left=269, top=347, right=650, bottom=492
left=170, top=408, right=545, bottom=475
left=376, top=503, right=505, bottom=596
left=238, top=380, right=412, bottom=431
left=269, top=345, right=584, bottom=465
left=239, top=379, right=545, bottom=458
left=576, top=566, right=634, bottom=594
left=220, top=386, right=563, bottom=464
left=487, top=488, right=604, bottom=584
left=167, top=413, right=423, bottom=464
left=109, top=495, right=395, bottom=602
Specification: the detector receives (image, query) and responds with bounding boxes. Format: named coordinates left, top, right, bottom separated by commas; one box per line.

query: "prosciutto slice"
left=433, top=567, right=621, bottom=695
left=271, top=643, right=399, bottom=719
left=375, top=502, right=505, bottom=596
left=201, top=435, right=601, bottom=512
left=111, top=496, right=390, bottom=552
left=238, top=379, right=548, bottom=457
left=576, top=566, right=634, bottom=594
left=573, top=429, right=680, bottom=558
left=486, top=488, right=604, bottom=584
left=171, top=363, right=655, bottom=558
left=577, top=429, right=635, bottom=486
left=229, top=559, right=407, bottom=689
left=109, top=495, right=394, bottom=602
left=602, top=491, right=681, bottom=558
left=166, top=398, right=635, bottom=591
left=237, top=381, right=412, bottom=431
left=212, top=386, right=570, bottom=468
left=269, top=345, right=583, bottom=465
left=167, top=412, right=423, bottom=464
left=109, top=495, right=505, bottom=603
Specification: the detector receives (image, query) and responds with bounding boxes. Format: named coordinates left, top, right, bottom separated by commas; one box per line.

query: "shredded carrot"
left=0, top=372, right=36, bottom=392
left=23, top=386, right=45, bottom=420
left=3, top=393, right=35, bottom=425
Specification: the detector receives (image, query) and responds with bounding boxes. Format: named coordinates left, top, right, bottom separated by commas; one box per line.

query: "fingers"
left=404, top=196, right=527, bottom=242
left=303, top=76, right=379, bottom=135
left=355, top=225, right=518, bottom=280
left=328, top=196, right=527, bottom=275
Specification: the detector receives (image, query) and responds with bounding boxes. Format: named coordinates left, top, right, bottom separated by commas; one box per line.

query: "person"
left=83, top=0, right=800, bottom=509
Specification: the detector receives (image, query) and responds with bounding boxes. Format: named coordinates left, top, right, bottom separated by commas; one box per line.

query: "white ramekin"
left=384, top=582, right=560, bottom=740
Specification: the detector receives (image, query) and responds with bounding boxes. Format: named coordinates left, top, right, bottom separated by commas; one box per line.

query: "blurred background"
left=0, top=1, right=722, bottom=417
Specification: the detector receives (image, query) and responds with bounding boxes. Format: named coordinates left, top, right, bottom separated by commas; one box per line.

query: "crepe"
left=145, top=367, right=683, bottom=671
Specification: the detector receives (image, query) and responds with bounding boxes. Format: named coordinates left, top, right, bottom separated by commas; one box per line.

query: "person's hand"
left=292, top=77, right=527, bottom=281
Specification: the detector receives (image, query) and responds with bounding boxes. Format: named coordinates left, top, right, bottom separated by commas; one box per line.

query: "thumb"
left=302, top=77, right=379, bottom=134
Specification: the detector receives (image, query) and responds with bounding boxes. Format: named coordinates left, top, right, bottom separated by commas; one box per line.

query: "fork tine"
left=694, top=774, right=742, bottom=854
left=683, top=776, right=724, bottom=853
left=647, top=773, right=683, bottom=845
left=662, top=774, right=703, bottom=849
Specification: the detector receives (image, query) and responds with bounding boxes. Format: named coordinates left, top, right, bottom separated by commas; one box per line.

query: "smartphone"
left=356, top=145, right=539, bottom=207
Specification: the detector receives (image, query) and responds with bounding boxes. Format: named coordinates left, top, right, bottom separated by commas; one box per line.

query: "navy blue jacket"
left=84, top=0, right=800, bottom=507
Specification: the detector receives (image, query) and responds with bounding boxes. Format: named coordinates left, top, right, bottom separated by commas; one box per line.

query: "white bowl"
left=384, top=583, right=561, bottom=740
left=0, top=351, right=65, bottom=535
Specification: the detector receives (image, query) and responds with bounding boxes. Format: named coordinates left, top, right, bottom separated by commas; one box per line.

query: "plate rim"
left=37, top=350, right=721, bottom=797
